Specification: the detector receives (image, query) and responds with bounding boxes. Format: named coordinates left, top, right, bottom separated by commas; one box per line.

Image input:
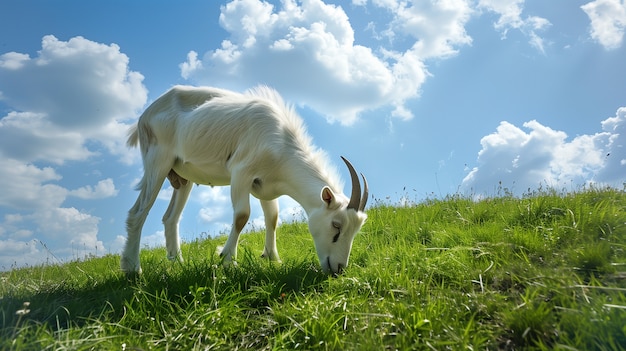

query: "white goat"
left=121, top=85, right=368, bottom=275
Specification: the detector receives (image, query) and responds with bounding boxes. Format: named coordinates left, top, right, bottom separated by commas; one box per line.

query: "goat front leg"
left=219, top=179, right=251, bottom=266
left=260, top=199, right=281, bottom=262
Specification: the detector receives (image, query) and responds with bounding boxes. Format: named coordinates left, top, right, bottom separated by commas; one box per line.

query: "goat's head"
left=307, top=157, right=368, bottom=275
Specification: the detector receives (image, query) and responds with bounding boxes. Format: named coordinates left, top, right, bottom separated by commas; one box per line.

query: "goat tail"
left=128, top=119, right=157, bottom=157
left=127, top=120, right=155, bottom=152
left=127, top=124, right=139, bottom=148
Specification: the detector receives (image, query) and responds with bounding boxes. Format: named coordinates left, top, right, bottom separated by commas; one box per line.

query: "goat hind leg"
left=121, top=154, right=172, bottom=273
left=162, top=179, right=192, bottom=262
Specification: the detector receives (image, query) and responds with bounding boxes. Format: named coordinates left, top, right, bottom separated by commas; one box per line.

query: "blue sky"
left=1, top=0, right=625, bottom=269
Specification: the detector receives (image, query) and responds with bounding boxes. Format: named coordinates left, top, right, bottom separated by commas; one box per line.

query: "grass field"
left=1, top=187, right=625, bottom=350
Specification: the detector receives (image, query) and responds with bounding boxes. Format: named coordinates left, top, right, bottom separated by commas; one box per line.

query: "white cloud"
left=36, top=207, right=101, bottom=243
left=278, top=195, right=307, bottom=223
left=157, top=187, right=174, bottom=202
left=192, top=184, right=305, bottom=236
left=141, top=231, right=166, bottom=248
left=180, top=51, right=203, bottom=80
left=0, top=239, right=42, bottom=270
left=196, top=186, right=230, bottom=226
left=0, top=52, right=30, bottom=70
left=581, top=0, right=626, bottom=50
left=0, top=112, right=94, bottom=164
left=462, top=108, right=626, bottom=195
left=0, top=35, right=147, bottom=163
left=0, top=158, right=66, bottom=210
left=0, top=35, right=148, bottom=268
left=594, top=107, right=626, bottom=183
left=199, top=207, right=228, bottom=224
left=180, top=0, right=475, bottom=124
left=110, top=235, right=127, bottom=254
left=69, top=178, right=119, bottom=199
left=378, top=0, right=474, bottom=58
left=181, top=0, right=555, bottom=125
left=0, top=206, right=104, bottom=268
left=196, top=186, right=230, bottom=205
left=478, top=0, right=551, bottom=53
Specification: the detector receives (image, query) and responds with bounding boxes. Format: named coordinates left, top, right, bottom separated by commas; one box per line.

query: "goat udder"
left=167, top=169, right=188, bottom=189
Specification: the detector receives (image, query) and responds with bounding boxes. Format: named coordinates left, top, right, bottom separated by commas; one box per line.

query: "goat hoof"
left=166, top=254, right=183, bottom=262
left=124, top=270, right=142, bottom=282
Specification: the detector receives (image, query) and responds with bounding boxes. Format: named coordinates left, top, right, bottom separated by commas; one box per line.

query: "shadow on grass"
left=0, top=251, right=329, bottom=334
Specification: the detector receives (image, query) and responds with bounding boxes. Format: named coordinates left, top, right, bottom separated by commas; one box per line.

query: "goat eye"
left=331, top=221, right=341, bottom=243
left=332, top=231, right=340, bottom=243
left=332, top=224, right=341, bottom=243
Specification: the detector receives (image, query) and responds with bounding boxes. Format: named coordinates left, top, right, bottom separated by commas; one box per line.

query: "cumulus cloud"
left=581, top=0, right=626, bottom=50
left=180, top=0, right=475, bottom=124
left=181, top=0, right=555, bottom=124
left=192, top=185, right=306, bottom=235
left=0, top=158, right=66, bottom=210
left=594, top=107, right=626, bottom=183
left=109, top=235, right=128, bottom=255
left=462, top=108, right=626, bottom=195
left=0, top=205, right=104, bottom=268
left=0, top=112, right=93, bottom=164
left=0, top=35, right=147, bottom=268
left=0, top=159, right=115, bottom=267
left=194, top=187, right=232, bottom=233
left=0, top=239, right=43, bottom=270
left=69, top=178, right=119, bottom=199
left=374, top=0, right=474, bottom=58
left=141, top=231, right=167, bottom=249
left=244, top=195, right=305, bottom=233
left=478, top=0, right=552, bottom=53
left=0, top=35, right=147, bottom=162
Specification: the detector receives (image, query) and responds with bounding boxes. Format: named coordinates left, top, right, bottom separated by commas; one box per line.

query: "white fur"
left=121, top=85, right=367, bottom=274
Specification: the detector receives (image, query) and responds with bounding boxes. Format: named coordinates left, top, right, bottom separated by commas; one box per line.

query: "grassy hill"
left=2, top=187, right=625, bottom=350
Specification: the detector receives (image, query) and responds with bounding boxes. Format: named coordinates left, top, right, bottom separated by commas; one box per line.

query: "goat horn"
left=359, top=173, right=369, bottom=212
left=341, top=156, right=367, bottom=211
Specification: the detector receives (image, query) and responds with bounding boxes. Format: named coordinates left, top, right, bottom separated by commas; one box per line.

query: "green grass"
left=2, top=187, right=626, bottom=350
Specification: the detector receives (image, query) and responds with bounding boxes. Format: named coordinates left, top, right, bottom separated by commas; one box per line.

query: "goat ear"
left=321, top=187, right=340, bottom=209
